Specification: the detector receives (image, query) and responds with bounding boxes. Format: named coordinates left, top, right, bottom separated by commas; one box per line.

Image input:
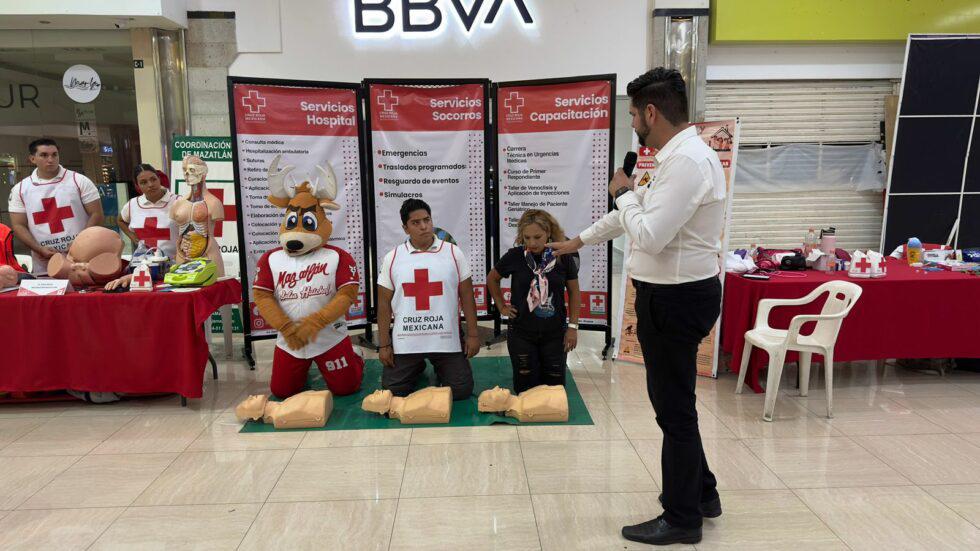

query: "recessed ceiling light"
left=39, top=20, right=51, bottom=24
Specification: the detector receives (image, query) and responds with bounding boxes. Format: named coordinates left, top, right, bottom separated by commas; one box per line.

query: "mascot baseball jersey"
left=254, top=244, right=359, bottom=359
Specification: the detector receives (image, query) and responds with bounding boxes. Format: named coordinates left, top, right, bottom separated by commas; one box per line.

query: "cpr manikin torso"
left=47, top=226, right=125, bottom=286
left=171, top=155, right=224, bottom=276
left=362, top=387, right=452, bottom=424
left=235, top=390, right=334, bottom=429
left=478, top=385, right=569, bottom=422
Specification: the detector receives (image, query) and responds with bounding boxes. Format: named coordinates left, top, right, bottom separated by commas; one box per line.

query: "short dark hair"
left=400, top=198, right=431, bottom=225
left=626, top=68, right=689, bottom=126
left=28, top=138, right=59, bottom=155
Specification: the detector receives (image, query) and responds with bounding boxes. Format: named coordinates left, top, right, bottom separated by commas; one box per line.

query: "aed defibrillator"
left=164, top=257, right=217, bottom=287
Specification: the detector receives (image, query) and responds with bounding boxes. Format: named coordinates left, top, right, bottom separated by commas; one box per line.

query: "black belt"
left=632, top=276, right=719, bottom=290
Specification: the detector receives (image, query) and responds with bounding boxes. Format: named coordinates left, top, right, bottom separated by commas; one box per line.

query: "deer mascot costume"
left=252, top=154, right=364, bottom=400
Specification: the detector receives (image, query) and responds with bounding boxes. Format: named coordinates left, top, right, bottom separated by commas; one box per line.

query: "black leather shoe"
left=622, top=515, right=702, bottom=545
left=658, top=493, right=723, bottom=518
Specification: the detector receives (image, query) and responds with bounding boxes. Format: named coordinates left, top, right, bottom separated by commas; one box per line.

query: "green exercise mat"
left=239, top=356, right=593, bottom=432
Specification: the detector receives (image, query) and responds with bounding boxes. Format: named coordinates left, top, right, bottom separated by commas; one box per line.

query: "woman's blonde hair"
left=514, top=209, right=565, bottom=245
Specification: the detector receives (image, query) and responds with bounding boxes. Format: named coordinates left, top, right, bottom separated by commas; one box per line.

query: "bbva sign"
left=353, top=0, right=534, bottom=34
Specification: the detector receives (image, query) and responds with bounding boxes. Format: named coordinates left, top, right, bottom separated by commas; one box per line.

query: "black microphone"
left=613, top=151, right=638, bottom=209
left=623, top=151, right=638, bottom=177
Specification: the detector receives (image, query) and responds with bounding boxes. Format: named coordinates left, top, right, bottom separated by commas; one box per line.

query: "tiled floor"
left=1, top=334, right=980, bottom=550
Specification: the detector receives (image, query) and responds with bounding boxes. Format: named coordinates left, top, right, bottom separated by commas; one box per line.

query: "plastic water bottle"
left=804, top=228, right=817, bottom=256
left=907, top=237, right=923, bottom=265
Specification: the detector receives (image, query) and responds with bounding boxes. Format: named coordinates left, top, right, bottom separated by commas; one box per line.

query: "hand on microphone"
left=608, top=168, right=635, bottom=199
left=546, top=236, right=584, bottom=257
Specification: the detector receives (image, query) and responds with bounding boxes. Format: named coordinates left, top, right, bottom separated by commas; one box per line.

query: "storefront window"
left=0, top=29, right=140, bottom=256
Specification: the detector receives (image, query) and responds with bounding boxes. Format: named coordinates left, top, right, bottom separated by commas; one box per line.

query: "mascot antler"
left=267, top=154, right=296, bottom=207
left=310, top=163, right=341, bottom=211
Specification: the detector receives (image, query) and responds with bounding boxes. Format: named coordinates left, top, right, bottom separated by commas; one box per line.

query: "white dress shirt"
left=580, top=125, right=727, bottom=284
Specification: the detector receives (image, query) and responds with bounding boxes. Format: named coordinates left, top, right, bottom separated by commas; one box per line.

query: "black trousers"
left=384, top=351, right=474, bottom=400
left=633, top=276, right=721, bottom=529
left=506, top=325, right=566, bottom=394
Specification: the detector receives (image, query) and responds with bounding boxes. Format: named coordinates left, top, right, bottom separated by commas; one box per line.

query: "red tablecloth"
left=0, top=278, right=242, bottom=399
left=721, top=258, right=980, bottom=393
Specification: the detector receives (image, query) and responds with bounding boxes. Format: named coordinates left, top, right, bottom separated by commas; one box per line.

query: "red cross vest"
left=18, top=169, right=89, bottom=274
left=126, top=192, right=178, bottom=260
left=389, top=239, right=462, bottom=354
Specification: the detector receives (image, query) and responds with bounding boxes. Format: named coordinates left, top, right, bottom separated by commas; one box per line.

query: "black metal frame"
left=226, top=76, right=371, bottom=367
left=361, top=78, right=497, bottom=329
left=490, top=74, right=618, bottom=356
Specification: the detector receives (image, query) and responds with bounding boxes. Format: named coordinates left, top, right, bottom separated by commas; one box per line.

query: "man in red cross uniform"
left=8, top=138, right=104, bottom=274
left=376, top=199, right=480, bottom=400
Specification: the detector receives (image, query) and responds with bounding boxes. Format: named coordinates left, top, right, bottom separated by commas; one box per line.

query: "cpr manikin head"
left=266, top=154, right=340, bottom=256
left=47, top=226, right=124, bottom=286
left=478, top=385, right=569, bottom=423
left=361, top=387, right=452, bottom=424
left=182, top=154, right=208, bottom=188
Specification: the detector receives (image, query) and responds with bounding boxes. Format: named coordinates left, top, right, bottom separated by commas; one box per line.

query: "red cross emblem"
left=132, top=270, right=152, bottom=287
left=241, top=90, right=266, bottom=114
left=473, top=285, right=485, bottom=304
left=855, top=257, right=872, bottom=273
left=31, top=197, right=75, bottom=234
left=208, top=189, right=237, bottom=238
left=640, top=147, right=652, bottom=156
left=377, top=89, right=399, bottom=112
left=591, top=294, right=605, bottom=312
left=503, top=91, right=524, bottom=114
left=403, top=268, right=443, bottom=311
left=878, top=258, right=887, bottom=272
left=134, top=217, right=171, bottom=247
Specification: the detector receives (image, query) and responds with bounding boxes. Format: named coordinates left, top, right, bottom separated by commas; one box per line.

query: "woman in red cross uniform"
left=119, top=164, right=178, bottom=260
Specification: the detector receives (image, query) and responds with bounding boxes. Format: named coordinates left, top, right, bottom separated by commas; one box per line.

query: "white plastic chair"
left=735, top=280, right=863, bottom=421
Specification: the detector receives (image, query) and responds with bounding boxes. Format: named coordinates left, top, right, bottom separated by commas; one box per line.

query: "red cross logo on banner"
left=31, top=197, right=74, bottom=233
left=377, top=89, right=399, bottom=112
left=403, top=268, right=443, bottom=311
left=134, top=218, right=171, bottom=247
left=473, top=285, right=485, bottom=304
left=591, top=294, right=605, bottom=312
left=132, top=270, right=152, bottom=287
left=855, top=258, right=872, bottom=273
left=241, top=90, right=266, bottom=114
left=503, top=91, right=524, bottom=114
left=208, top=189, right=237, bottom=238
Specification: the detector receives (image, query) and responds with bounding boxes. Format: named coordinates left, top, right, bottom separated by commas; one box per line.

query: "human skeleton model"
left=170, top=155, right=225, bottom=275
left=235, top=391, right=333, bottom=429
left=361, top=387, right=453, bottom=424
left=478, top=385, right=569, bottom=422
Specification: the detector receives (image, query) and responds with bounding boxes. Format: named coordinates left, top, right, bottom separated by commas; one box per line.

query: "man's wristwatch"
left=613, top=187, right=630, bottom=199
left=567, top=323, right=579, bottom=330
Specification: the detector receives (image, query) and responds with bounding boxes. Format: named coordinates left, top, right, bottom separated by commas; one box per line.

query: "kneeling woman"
left=488, top=210, right=580, bottom=393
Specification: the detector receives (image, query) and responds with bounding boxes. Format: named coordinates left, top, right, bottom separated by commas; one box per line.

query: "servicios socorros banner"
left=231, top=83, right=368, bottom=336
left=367, top=82, right=490, bottom=314
left=497, top=78, right=613, bottom=326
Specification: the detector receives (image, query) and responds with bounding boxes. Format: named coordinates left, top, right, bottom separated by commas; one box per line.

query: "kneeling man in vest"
left=377, top=199, right=480, bottom=400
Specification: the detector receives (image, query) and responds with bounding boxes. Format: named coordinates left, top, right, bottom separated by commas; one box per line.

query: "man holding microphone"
left=549, top=68, right=726, bottom=546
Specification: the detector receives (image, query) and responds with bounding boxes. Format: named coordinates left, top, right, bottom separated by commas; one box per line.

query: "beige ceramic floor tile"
left=516, top=401, right=627, bottom=442
left=0, top=455, right=79, bottom=510
left=632, top=438, right=785, bottom=491
left=607, top=401, right=736, bottom=440
left=591, top=370, right=652, bottom=403
left=186, top=413, right=305, bottom=452
left=891, top=396, right=980, bottom=434
left=390, top=495, right=540, bottom=551
left=797, top=486, right=980, bottom=550
left=702, top=397, right=841, bottom=439
left=268, top=446, right=407, bottom=502
left=0, top=403, right=67, bottom=419
left=961, top=432, right=980, bottom=447
left=818, top=398, right=948, bottom=436
left=522, top=440, right=656, bottom=494
left=0, top=418, right=46, bottom=449
left=239, top=500, right=397, bottom=551
left=21, top=453, right=176, bottom=509
left=0, top=415, right=134, bottom=456
left=91, top=414, right=213, bottom=454
left=741, top=437, right=910, bottom=488
left=854, top=434, right=980, bottom=485
left=532, top=492, right=692, bottom=550
left=401, top=442, right=528, bottom=498
left=921, top=484, right=980, bottom=528
left=300, top=428, right=413, bottom=448
left=410, top=425, right=519, bottom=445
left=0, top=507, right=124, bottom=550
left=697, top=490, right=846, bottom=550
left=91, top=503, right=261, bottom=551
left=876, top=383, right=976, bottom=399
left=56, top=400, right=148, bottom=417
left=135, top=449, right=293, bottom=506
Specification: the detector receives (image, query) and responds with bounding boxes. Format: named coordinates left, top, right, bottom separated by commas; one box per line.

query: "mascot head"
left=266, top=154, right=340, bottom=256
